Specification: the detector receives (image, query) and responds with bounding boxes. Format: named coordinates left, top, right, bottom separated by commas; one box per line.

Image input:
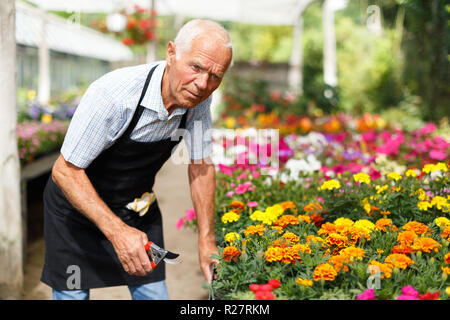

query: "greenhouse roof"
left=25, top=0, right=315, bottom=26
left=16, top=1, right=133, bottom=62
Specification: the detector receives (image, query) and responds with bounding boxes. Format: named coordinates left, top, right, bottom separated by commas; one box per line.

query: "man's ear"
left=166, top=41, right=176, bottom=66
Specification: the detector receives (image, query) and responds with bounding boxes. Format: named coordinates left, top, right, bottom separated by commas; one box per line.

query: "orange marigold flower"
left=271, top=225, right=284, bottom=234
left=385, top=253, right=414, bottom=269
left=397, top=230, right=418, bottom=245
left=328, top=254, right=349, bottom=273
left=298, top=215, right=311, bottom=224
left=306, top=235, right=325, bottom=246
left=369, top=260, right=392, bottom=279
left=411, top=237, right=441, bottom=253
left=279, top=201, right=298, bottom=212
left=222, top=246, right=241, bottom=262
left=442, top=266, right=450, bottom=275
left=392, top=244, right=412, bottom=255
left=264, top=246, right=284, bottom=263
left=326, top=233, right=349, bottom=248
left=228, top=200, right=246, bottom=212
left=271, top=239, right=289, bottom=248
left=292, top=243, right=312, bottom=254
left=281, top=246, right=301, bottom=264
left=282, top=232, right=300, bottom=244
left=445, top=253, right=450, bottom=264
left=340, top=246, right=365, bottom=261
left=244, top=224, right=266, bottom=237
left=318, top=222, right=337, bottom=236
left=441, top=226, right=450, bottom=240
left=313, top=263, right=338, bottom=281
left=348, top=226, right=371, bottom=245
left=274, top=214, right=299, bottom=228
left=303, top=202, right=324, bottom=214
left=402, top=221, right=430, bottom=235
left=375, top=218, right=395, bottom=232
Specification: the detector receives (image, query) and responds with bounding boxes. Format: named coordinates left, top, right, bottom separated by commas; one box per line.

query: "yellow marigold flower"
left=369, top=260, right=392, bottom=279
left=296, top=277, right=313, bottom=287
left=417, top=201, right=433, bottom=211
left=318, top=222, right=337, bottom=236
left=377, top=249, right=384, bottom=254
left=334, top=217, right=354, bottom=227
left=414, top=188, right=427, bottom=201
left=397, top=230, right=418, bottom=245
left=221, top=211, right=240, bottom=223
left=306, top=235, right=325, bottom=246
left=402, top=221, right=430, bottom=235
left=385, top=253, right=414, bottom=269
left=361, top=197, right=372, bottom=214
left=325, top=233, right=349, bottom=248
left=354, top=219, right=375, bottom=234
left=405, top=169, right=417, bottom=177
left=435, top=217, right=450, bottom=227
left=264, top=246, right=284, bottom=263
left=244, top=224, right=266, bottom=237
left=313, top=263, right=338, bottom=281
left=422, top=164, right=437, bottom=174
left=411, top=237, right=441, bottom=253
left=387, top=172, right=402, bottom=181
left=442, top=266, right=450, bottom=275
left=353, top=173, right=371, bottom=184
left=225, top=232, right=240, bottom=243
left=250, top=210, right=265, bottom=221
left=41, top=113, right=53, bottom=124
left=376, top=184, right=388, bottom=194
left=266, top=204, right=285, bottom=217
left=431, top=196, right=450, bottom=212
left=435, top=162, right=448, bottom=172
left=320, top=179, right=341, bottom=191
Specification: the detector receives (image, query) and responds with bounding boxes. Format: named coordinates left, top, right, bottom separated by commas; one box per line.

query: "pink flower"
left=396, top=295, right=419, bottom=300
left=417, top=123, right=437, bottom=136
left=357, top=288, right=376, bottom=300
left=251, top=171, right=261, bottom=179
left=401, top=285, right=419, bottom=298
left=176, top=217, right=185, bottom=230
left=236, top=172, right=247, bottom=180
left=248, top=201, right=258, bottom=208
left=226, top=191, right=234, bottom=198
left=185, top=208, right=196, bottom=222
left=218, top=164, right=233, bottom=176
left=429, top=149, right=446, bottom=161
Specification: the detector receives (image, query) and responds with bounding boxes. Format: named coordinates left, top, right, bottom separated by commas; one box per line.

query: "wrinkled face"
left=164, top=35, right=232, bottom=109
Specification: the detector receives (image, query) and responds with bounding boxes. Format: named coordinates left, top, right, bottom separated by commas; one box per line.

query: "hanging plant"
left=91, top=4, right=158, bottom=48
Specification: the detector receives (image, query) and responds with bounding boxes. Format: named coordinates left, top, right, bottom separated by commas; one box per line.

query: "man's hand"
left=52, top=154, right=152, bottom=276
left=199, top=236, right=219, bottom=283
left=107, top=224, right=153, bottom=276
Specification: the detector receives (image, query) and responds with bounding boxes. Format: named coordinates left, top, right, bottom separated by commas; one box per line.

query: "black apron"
left=41, top=65, right=188, bottom=290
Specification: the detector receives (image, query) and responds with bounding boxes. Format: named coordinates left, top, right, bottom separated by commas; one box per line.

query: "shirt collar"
left=140, top=60, right=187, bottom=120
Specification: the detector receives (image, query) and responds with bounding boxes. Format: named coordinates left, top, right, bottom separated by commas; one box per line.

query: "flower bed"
left=210, top=163, right=449, bottom=300
left=179, top=114, right=450, bottom=300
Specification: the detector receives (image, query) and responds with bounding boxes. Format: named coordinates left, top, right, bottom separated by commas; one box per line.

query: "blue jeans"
left=52, top=280, right=169, bottom=300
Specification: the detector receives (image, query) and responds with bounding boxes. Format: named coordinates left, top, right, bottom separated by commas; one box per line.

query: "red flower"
left=259, top=284, right=273, bottom=292
left=122, top=38, right=135, bottom=46
left=126, top=18, right=137, bottom=29
left=249, top=284, right=260, bottom=293
left=255, top=291, right=275, bottom=300
left=418, top=292, right=440, bottom=300
left=139, top=19, right=149, bottom=31
left=145, top=31, right=155, bottom=40
left=268, top=279, right=280, bottom=289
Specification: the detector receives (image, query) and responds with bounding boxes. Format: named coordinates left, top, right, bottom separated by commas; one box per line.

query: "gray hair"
left=174, top=19, right=233, bottom=65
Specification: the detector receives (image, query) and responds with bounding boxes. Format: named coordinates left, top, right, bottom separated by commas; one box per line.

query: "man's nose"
left=195, top=73, right=209, bottom=91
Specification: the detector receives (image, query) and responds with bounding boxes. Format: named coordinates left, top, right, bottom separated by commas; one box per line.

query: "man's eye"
left=192, top=65, right=200, bottom=71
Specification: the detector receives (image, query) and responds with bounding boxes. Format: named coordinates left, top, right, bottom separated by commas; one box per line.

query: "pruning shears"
left=144, top=241, right=182, bottom=269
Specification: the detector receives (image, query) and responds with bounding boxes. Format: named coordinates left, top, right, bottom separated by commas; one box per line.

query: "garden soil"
left=21, top=153, right=209, bottom=300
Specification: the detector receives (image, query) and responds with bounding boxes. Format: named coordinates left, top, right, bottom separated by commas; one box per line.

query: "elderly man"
left=40, top=19, right=233, bottom=300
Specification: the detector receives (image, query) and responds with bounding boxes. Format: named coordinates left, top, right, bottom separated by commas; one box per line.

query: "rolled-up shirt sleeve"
left=185, top=97, right=213, bottom=160
left=60, top=82, right=126, bottom=169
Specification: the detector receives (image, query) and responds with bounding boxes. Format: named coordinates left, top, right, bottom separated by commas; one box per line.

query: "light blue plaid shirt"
left=61, top=61, right=213, bottom=169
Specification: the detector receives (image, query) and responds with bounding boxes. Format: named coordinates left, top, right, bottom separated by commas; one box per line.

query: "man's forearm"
left=188, top=161, right=216, bottom=240
left=52, top=154, right=125, bottom=239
